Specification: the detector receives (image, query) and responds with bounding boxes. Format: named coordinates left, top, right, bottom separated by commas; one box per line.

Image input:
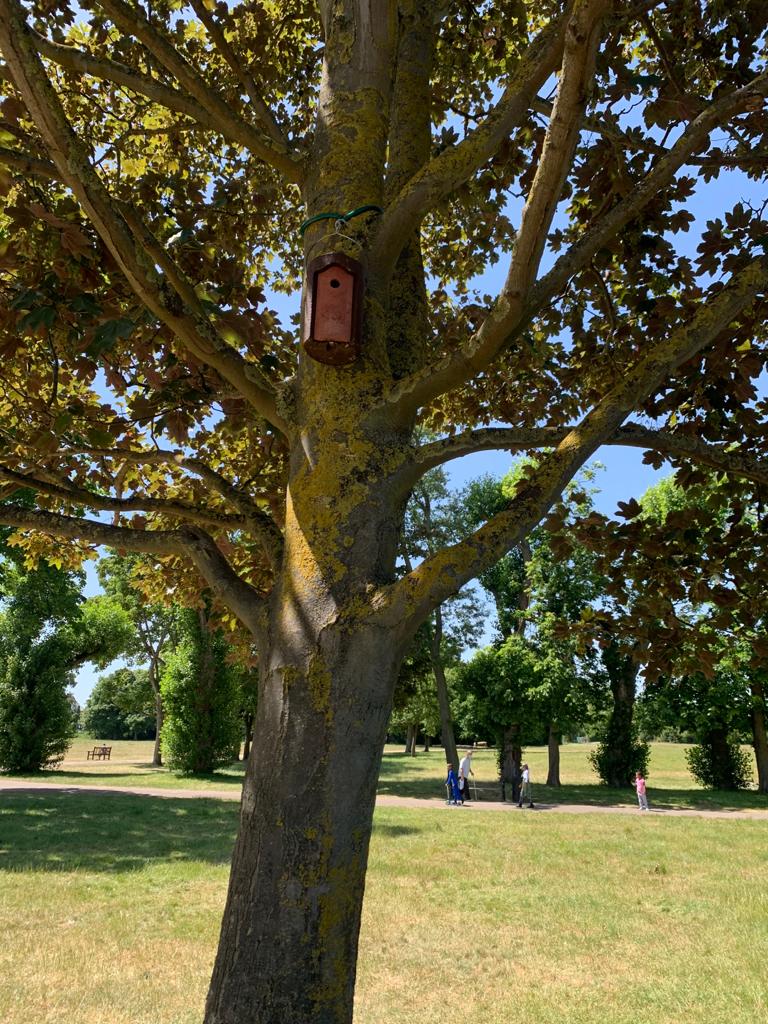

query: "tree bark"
left=405, top=723, right=416, bottom=755
left=204, top=608, right=400, bottom=1024
left=499, top=724, right=522, bottom=802
left=423, top=735, right=431, bottom=752
left=242, top=711, right=254, bottom=761
left=546, top=721, right=561, bottom=786
left=148, top=654, right=163, bottom=768
left=429, top=606, right=459, bottom=770
left=749, top=680, right=768, bottom=794
left=601, top=641, right=638, bottom=787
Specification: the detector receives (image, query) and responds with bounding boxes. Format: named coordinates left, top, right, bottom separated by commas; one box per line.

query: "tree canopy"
left=1, top=3, right=767, bottom=1022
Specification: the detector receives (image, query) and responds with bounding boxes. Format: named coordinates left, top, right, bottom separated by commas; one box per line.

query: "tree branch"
left=378, top=257, right=767, bottom=631
left=0, top=143, right=57, bottom=179
left=410, top=423, right=768, bottom=487
left=369, top=5, right=572, bottom=276
left=0, top=506, right=266, bottom=635
left=0, top=463, right=247, bottom=531
left=187, top=0, right=288, bottom=151
left=47, top=445, right=285, bottom=569
left=28, top=28, right=281, bottom=160
left=382, top=68, right=768, bottom=418
left=91, top=0, right=303, bottom=182
left=0, top=0, right=291, bottom=435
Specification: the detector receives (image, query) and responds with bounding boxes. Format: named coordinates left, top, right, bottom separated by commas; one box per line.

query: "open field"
left=4, top=739, right=766, bottom=810
left=0, top=790, right=766, bottom=1024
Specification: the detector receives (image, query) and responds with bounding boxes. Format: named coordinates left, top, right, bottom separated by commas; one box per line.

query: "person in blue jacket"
left=446, top=764, right=462, bottom=805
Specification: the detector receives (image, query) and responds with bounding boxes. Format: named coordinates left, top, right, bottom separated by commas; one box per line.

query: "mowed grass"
left=1, top=735, right=247, bottom=791
left=4, top=738, right=767, bottom=810
left=379, top=742, right=768, bottom=810
left=0, top=791, right=766, bottom=1024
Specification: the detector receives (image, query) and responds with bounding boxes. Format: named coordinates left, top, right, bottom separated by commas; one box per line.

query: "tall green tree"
left=464, top=464, right=602, bottom=785
left=400, top=467, right=483, bottom=767
left=160, top=605, right=242, bottom=774
left=0, top=561, right=131, bottom=771
left=1, top=3, right=767, bottom=1018
left=83, top=666, right=156, bottom=740
left=98, top=552, right=176, bottom=765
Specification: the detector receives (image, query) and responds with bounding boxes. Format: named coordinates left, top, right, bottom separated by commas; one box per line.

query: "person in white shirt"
left=459, top=750, right=474, bottom=802
left=518, top=762, right=533, bottom=808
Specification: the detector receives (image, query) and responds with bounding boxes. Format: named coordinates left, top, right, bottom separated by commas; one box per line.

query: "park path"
left=1, top=778, right=767, bottom=820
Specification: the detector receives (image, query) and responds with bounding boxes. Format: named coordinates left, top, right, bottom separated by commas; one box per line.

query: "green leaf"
left=19, top=306, right=56, bottom=331
left=87, top=318, right=135, bottom=357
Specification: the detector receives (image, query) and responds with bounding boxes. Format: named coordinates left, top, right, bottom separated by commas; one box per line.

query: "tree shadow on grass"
left=4, top=764, right=247, bottom=787
left=372, top=822, right=422, bottom=839
left=0, top=791, right=239, bottom=873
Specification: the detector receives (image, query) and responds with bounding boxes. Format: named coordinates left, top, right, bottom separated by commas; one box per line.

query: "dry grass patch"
left=1, top=792, right=766, bottom=1023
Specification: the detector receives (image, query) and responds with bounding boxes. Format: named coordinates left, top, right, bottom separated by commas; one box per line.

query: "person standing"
left=634, top=771, right=649, bottom=811
left=518, top=762, right=533, bottom=808
left=459, top=750, right=475, bottom=802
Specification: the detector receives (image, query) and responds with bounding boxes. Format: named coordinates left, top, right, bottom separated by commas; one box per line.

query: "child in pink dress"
left=634, top=771, right=649, bottom=811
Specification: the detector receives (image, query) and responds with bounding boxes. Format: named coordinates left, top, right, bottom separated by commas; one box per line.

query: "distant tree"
left=574, top=472, right=768, bottom=790
left=400, top=467, right=483, bottom=768
left=0, top=561, right=131, bottom=771
left=98, top=553, right=176, bottom=765
left=83, top=667, right=156, bottom=740
left=463, top=464, right=602, bottom=785
left=160, top=605, right=241, bottom=774
left=234, top=664, right=260, bottom=762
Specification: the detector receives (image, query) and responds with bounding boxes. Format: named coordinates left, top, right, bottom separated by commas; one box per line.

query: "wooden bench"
left=86, top=745, right=112, bottom=761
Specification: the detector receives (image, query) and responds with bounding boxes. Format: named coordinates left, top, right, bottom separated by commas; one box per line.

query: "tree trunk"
left=205, top=610, right=401, bottom=1024
left=148, top=655, right=163, bottom=768
left=242, top=712, right=254, bottom=761
left=749, top=680, right=768, bottom=794
left=405, top=723, right=416, bottom=755
left=499, top=724, right=522, bottom=802
left=601, top=641, right=638, bottom=787
left=429, top=606, right=459, bottom=770
left=423, top=735, right=431, bottom=752
left=546, top=721, right=561, bottom=786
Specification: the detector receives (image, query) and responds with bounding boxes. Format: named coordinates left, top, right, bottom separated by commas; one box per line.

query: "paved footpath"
left=1, top=778, right=767, bottom=820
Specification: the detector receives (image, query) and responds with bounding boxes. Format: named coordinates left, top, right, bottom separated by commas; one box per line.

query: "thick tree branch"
left=383, top=68, right=768, bottom=418
left=0, top=143, right=57, bottom=179
left=502, top=0, right=610, bottom=306
left=47, top=445, right=285, bottom=569
left=187, top=0, right=288, bottom=150
left=369, top=6, right=572, bottom=276
left=379, top=257, right=767, bottom=631
left=0, top=0, right=290, bottom=435
left=411, top=423, right=768, bottom=487
left=29, top=29, right=276, bottom=158
left=0, top=463, right=247, bottom=530
left=0, top=506, right=266, bottom=634
left=91, top=0, right=303, bottom=181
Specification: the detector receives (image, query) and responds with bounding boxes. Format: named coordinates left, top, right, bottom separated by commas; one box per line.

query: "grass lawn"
left=0, top=791, right=766, bottom=1024
left=4, top=738, right=767, bottom=811
left=379, top=742, right=768, bottom=810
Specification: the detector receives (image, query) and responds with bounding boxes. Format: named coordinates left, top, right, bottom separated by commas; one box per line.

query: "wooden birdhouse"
left=302, top=253, right=364, bottom=365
